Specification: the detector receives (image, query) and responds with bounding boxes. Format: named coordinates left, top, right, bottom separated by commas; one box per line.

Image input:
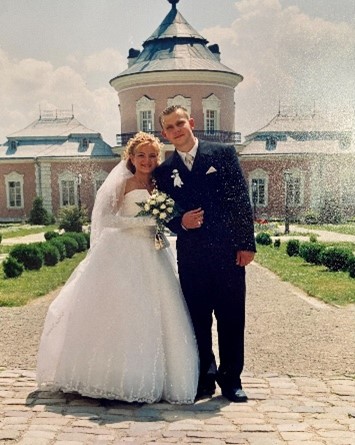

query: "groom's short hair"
left=159, top=105, right=190, bottom=128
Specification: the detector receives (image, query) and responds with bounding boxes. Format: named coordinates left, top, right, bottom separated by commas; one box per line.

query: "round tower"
left=110, top=0, right=243, bottom=148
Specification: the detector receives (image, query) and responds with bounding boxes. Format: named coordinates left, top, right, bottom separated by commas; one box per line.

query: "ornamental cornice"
left=110, top=70, right=242, bottom=92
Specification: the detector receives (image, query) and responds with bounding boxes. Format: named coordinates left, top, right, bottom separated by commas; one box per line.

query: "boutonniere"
left=171, top=169, right=184, bottom=188
left=206, top=166, right=217, bottom=174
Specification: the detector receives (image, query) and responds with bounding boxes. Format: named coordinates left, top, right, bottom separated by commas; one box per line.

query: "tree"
left=28, top=197, right=54, bottom=225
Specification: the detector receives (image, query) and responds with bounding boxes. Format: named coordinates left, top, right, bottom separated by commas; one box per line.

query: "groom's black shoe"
left=221, top=387, right=248, bottom=403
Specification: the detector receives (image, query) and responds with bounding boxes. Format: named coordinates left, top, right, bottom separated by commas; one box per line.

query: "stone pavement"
left=1, top=229, right=354, bottom=444
left=0, top=369, right=354, bottom=445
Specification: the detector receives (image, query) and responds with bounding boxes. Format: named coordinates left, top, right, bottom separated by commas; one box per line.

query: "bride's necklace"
left=134, top=175, right=154, bottom=190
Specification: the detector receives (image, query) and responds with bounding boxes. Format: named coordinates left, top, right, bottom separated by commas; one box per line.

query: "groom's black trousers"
left=177, top=244, right=246, bottom=389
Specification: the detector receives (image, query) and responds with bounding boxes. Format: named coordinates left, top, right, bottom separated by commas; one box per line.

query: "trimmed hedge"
left=49, top=238, right=67, bottom=261
left=256, top=232, right=272, bottom=246
left=3, top=256, right=24, bottom=278
left=9, top=244, right=44, bottom=270
left=299, top=242, right=325, bottom=265
left=286, top=239, right=300, bottom=257
left=64, top=232, right=88, bottom=252
left=44, top=231, right=60, bottom=241
left=321, top=247, right=353, bottom=272
left=39, top=242, right=60, bottom=266
left=273, top=239, right=281, bottom=249
left=60, top=236, right=79, bottom=258
left=348, top=256, right=355, bottom=279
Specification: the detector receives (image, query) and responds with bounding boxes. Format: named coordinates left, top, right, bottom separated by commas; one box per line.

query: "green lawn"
left=254, top=242, right=355, bottom=306
left=1, top=221, right=355, bottom=308
left=0, top=252, right=87, bottom=307
left=0, top=224, right=58, bottom=239
left=296, top=223, right=355, bottom=236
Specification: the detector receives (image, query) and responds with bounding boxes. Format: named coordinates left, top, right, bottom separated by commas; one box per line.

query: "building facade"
left=0, top=110, right=118, bottom=222
left=241, top=110, right=355, bottom=221
left=110, top=0, right=243, bottom=156
left=1, top=0, right=354, bottom=223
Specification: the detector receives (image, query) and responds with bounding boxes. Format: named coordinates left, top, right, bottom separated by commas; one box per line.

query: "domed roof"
left=110, top=0, right=241, bottom=82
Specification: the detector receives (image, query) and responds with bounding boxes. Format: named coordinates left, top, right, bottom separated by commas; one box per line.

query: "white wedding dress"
left=37, top=189, right=199, bottom=404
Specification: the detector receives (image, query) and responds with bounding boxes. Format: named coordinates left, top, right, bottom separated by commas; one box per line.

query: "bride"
left=36, top=132, right=199, bottom=404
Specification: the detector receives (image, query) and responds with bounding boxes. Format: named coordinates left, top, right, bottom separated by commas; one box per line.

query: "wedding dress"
left=36, top=189, right=199, bottom=404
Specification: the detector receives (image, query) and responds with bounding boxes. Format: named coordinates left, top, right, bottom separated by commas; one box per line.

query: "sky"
left=0, top=0, right=354, bottom=145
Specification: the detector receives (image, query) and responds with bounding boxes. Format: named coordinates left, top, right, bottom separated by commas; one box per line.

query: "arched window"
left=5, top=172, right=24, bottom=209
left=167, top=95, right=191, bottom=115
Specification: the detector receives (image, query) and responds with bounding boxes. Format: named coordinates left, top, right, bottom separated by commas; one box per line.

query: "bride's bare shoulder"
left=124, top=177, right=137, bottom=195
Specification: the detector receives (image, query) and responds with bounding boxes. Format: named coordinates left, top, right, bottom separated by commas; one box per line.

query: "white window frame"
left=287, top=168, right=304, bottom=207
left=167, top=95, right=191, bottom=115
left=136, top=96, right=155, bottom=132
left=5, top=172, right=24, bottom=209
left=93, top=170, right=109, bottom=196
left=249, top=169, right=268, bottom=207
left=58, top=171, right=77, bottom=207
left=202, top=94, right=221, bottom=134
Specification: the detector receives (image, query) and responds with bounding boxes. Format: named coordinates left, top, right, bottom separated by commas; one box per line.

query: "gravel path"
left=1, top=259, right=354, bottom=376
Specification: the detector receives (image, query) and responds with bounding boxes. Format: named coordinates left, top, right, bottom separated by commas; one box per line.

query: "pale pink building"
left=0, top=110, right=117, bottom=222
left=110, top=0, right=243, bottom=157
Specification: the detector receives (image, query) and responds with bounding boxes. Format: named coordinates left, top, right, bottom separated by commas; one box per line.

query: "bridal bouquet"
left=136, top=189, right=178, bottom=250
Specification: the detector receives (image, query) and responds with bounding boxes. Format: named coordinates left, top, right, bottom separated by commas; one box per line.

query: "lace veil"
left=90, top=159, right=133, bottom=248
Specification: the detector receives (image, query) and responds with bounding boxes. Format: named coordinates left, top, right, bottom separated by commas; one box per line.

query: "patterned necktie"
left=185, top=153, right=194, bottom=170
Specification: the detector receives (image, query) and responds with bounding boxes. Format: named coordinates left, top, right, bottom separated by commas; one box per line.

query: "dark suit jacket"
left=154, top=140, right=256, bottom=257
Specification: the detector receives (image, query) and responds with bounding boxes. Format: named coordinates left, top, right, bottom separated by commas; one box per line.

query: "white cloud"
left=0, top=48, right=120, bottom=145
left=202, top=0, right=355, bottom=136
left=84, top=48, right=126, bottom=75
left=1, top=0, right=354, bottom=145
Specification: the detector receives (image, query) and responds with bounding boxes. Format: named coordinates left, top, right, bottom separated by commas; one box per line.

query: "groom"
left=154, top=105, right=256, bottom=402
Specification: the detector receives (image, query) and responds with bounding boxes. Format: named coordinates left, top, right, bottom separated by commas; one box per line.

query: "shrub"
left=65, top=232, right=88, bottom=252
left=286, top=239, right=300, bottom=257
left=28, top=197, right=53, bottom=225
left=40, top=243, right=60, bottom=266
left=3, top=256, right=24, bottom=278
left=348, top=256, right=355, bottom=279
left=255, top=232, right=272, bottom=246
left=44, top=231, right=59, bottom=241
left=319, top=197, right=343, bottom=224
left=60, top=236, right=79, bottom=258
left=9, top=244, right=44, bottom=270
left=299, top=242, right=325, bottom=265
left=49, top=238, right=67, bottom=261
left=321, top=247, right=353, bottom=272
left=58, top=206, right=88, bottom=233
left=273, top=239, right=281, bottom=249
left=83, top=232, right=90, bottom=249
left=304, top=211, right=319, bottom=225
left=309, top=234, right=318, bottom=243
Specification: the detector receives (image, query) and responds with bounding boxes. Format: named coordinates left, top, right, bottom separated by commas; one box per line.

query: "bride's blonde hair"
left=123, top=132, right=163, bottom=173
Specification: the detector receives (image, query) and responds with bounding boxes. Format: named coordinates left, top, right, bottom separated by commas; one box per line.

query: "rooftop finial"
left=167, top=0, right=179, bottom=10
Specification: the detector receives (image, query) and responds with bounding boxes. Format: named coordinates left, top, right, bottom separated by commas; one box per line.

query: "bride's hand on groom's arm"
left=236, top=250, right=255, bottom=267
